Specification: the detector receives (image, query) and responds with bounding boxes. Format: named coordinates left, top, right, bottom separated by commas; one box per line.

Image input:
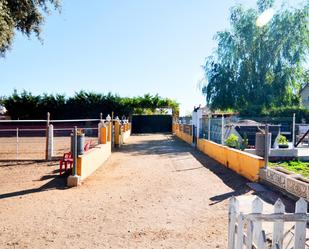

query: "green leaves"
left=203, top=0, right=309, bottom=114
left=2, top=91, right=179, bottom=119
left=0, top=0, right=60, bottom=56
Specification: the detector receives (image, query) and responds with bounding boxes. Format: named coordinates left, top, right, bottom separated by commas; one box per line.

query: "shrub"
left=278, top=134, right=288, bottom=145
left=225, top=134, right=240, bottom=148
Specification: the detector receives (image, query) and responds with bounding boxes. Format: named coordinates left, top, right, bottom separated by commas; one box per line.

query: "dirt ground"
left=0, top=134, right=293, bottom=249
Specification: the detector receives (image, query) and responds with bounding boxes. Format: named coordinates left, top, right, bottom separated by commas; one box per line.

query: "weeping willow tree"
left=203, top=0, right=309, bottom=113
left=0, top=0, right=60, bottom=56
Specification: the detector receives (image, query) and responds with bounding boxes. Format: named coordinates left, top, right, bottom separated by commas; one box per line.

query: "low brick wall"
left=175, top=129, right=193, bottom=144
left=77, top=142, right=111, bottom=181
left=197, top=139, right=264, bottom=182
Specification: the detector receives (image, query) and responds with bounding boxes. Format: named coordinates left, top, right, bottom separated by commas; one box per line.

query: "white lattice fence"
left=228, top=197, right=309, bottom=249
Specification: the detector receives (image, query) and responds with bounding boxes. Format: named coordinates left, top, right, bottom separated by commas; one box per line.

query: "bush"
left=278, top=134, right=288, bottom=145
left=225, top=134, right=240, bottom=148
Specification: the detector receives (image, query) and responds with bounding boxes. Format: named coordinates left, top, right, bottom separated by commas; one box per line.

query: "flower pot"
left=278, top=144, right=289, bottom=149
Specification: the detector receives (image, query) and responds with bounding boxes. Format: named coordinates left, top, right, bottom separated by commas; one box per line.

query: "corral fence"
left=0, top=114, right=129, bottom=160
left=228, top=197, right=309, bottom=249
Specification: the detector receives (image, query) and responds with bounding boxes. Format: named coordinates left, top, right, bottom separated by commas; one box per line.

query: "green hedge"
left=2, top=91, right=179, bottom=120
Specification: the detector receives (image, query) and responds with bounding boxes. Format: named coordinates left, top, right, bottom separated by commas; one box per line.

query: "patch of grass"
left=269, top=161, right=309, bottom=178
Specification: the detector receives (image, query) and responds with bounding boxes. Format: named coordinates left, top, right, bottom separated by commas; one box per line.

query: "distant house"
left=300, top=83, right=309, bottom=109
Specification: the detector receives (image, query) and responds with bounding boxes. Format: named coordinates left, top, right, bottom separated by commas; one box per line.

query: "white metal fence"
left=228, top=196, right=309, bottom=249
left=0, top=118, right=103, bottom=160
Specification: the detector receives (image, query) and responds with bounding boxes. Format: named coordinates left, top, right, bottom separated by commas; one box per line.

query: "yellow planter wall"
left=175, top=127, right=264, bottom=182
left=197, top=138, right=264, bottom=182
left=77, top=142, right=111, bottom=180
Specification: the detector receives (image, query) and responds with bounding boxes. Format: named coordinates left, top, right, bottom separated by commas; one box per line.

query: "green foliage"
left=239, top=106, right=309, bottom=122
left=278, top=134, right=288, bottom=145
left=2, top=90, right=179, bottom=119
left=270, top=160, right=309, bottom=178
left=0, top=0, right=60, bottom=56
left=203, top=0, right=309, bottom=112
left=225, top=134, right=240, bottom=148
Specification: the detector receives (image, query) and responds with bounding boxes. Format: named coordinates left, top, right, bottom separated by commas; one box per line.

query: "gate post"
left=114, top=119, right=120, bottom=148
left=46, top=124, right=54, bottom=160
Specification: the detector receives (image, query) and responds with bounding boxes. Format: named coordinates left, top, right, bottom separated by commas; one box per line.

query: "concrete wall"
left=174, top=123, right=193, bottom=144
left=174, top=124, right=264, bottom=182
left=196, top=139, right=264, bottom=181
left=77, top=142, right=111, bottom=181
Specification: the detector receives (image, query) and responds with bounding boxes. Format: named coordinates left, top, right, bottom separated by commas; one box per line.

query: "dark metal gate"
left=131, top=115, right=172, bottom=133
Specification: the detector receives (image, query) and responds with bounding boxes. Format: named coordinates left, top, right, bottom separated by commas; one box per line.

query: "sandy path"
left=0, top=134, right=274, bottom=248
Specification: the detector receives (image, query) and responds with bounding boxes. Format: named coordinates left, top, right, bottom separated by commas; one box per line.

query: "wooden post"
left=272, top=199, right=284, bottom=249
left=252, top=197, right=263, bottom=246
left=235, top=213, right=244, bottom=249
left=294, top=198, right=307, bottom=249
left=228, top=197, right=239, bottom=249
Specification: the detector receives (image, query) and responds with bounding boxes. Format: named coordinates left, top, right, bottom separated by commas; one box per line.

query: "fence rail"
left=228, top=197, right=308, bottom=249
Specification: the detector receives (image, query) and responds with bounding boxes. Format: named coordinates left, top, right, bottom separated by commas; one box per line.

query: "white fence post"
left=228, top=197, right=308, bottom=249
left=294, top=198, right=307, bottom=249
left=272, top=199, right=284, bottom=249
left=236, top=213, right=244, bottom=249
left=46, top=124, right=53, bottom=160
left=252, top=197, right=263, bottom=246
left=228, top=196, right=239, bottom=249
left=246, top=220, right=254, bottom=249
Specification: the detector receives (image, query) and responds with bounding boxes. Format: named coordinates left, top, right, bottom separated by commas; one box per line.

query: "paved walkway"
left=0, top=134, right=295, bottom=249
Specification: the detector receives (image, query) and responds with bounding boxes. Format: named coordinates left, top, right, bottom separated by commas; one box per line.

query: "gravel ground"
left=0, top=134, right=274, bottom=248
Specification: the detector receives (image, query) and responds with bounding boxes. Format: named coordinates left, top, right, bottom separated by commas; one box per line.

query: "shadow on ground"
left=0, top=164, right=68, bottom=200
left=121, top=134, right=251, bottom=204
left=121, top=134, right=297, bottom=211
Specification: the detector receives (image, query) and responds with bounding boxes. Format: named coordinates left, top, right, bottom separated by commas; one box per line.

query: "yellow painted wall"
left=197, top=138, right=264, bottom=182
left=77, top=142, right=111, bottom=180
left=175, top=129, right=193, bottom=144
left=176, top=128, right=264, bottom=181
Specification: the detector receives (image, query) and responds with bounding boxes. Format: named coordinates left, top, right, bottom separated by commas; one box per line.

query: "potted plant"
left=278, top=134, right=289, bottom=149
left=225, top=134, right=240, bottom=149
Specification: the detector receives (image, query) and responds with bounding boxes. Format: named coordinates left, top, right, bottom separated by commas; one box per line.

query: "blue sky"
left=0, top=0, right=304, bottom=116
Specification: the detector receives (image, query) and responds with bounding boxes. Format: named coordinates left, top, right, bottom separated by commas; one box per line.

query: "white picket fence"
left=228, top=197, right=309, bottom=249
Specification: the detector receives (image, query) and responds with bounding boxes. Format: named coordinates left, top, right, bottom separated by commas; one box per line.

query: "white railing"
left=228, top=196, right=309, bottom=249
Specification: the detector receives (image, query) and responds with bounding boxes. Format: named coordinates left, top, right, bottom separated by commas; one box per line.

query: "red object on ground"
left=59, top=152, right=73, bottom=175
left=59, top=141, right=92, bottom=175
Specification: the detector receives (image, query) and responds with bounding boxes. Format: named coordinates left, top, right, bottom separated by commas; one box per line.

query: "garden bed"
left=269, top=161, right=309, bottom=178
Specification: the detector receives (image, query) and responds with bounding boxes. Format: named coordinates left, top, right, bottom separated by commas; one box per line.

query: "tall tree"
left=203, top=0, right=309, bottom=112
left=0, top=0, right=60, bottom=56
